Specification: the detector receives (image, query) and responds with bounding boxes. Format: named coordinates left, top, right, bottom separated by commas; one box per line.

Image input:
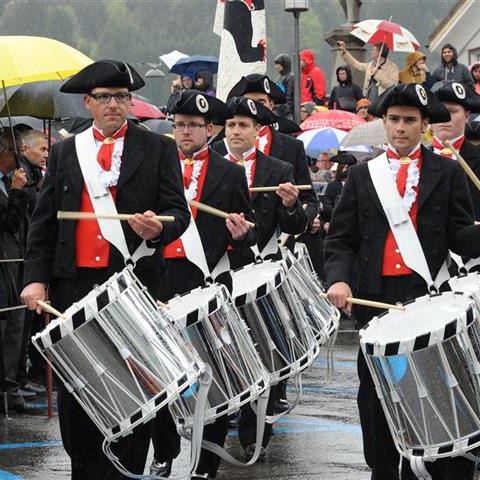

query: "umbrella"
left=130, top=98, right=165, bottom=119
left=350, top=19, right=420, bottom=53
left=0, top=36, right=92, bottom=87
left=297, top=128, right=346, bottom=158
left=170, top=55, right=219, bottom=76
left=300, top=110, right=365, bottom=132
left=160, top=50, right=188, bottom=70
left=0, top=116, right=63, bottom=142
left=0, top=80, right=88, bottom=119
left=141, top=119, right=173, bottom=135
left=340, top=119, right=388, bottom=148
left=0, top=35, right=92, bottom=162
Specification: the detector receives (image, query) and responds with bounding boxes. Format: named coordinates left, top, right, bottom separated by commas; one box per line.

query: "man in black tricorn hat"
left=21, top=60, right=190, bottom=479
left=149, top=89, right=256, bottom=480
left=325, top=83, right=480, bottom=479
left=432, top=82, right=480, bottom=220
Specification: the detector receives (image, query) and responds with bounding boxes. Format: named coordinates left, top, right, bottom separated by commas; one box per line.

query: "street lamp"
left=284, top=0, right=309, bottom=124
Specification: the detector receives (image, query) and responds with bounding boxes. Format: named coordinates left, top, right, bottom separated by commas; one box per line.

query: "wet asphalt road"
left=0, top=336, right=388, bottom=479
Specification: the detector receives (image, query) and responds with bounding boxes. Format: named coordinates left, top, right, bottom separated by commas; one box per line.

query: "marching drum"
left=449, top=272, right=480, bottom=310
left=32, top=267, right=205, bottom=442
left=360, top=291, right=480, bottom=469
left=232, top=260, right=317, bottom=384
left=165, top=283, right=270, bottom=428
left=283, top=245, right=339, bottom=345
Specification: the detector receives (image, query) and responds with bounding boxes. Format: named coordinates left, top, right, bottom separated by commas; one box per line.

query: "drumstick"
left=36, top=300, right=66, bottom=319
left=57, top=211, right=175, bottom=222
left=0, top=258, right=23, bottom=263
left=279, top=204, right=308, bottom=248
left=319, top=293, right=406, bottom=311
left=249, top=185, right=312, bottom=192
left=188, top=200, right=255, bottom=229
left=157, top=300, right=170, bottom=309
left=444, top=140, right=480, bottom=192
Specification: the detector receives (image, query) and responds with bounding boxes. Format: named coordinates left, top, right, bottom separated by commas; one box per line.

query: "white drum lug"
left=446, top=374, right=458, bottom=388
left=390, top=389, right=401, bottom=403
left=417, top=386, right=428, bottom=398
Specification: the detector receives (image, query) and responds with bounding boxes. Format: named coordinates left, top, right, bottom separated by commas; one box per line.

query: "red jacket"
left=300, top=49, right=326, bottom=104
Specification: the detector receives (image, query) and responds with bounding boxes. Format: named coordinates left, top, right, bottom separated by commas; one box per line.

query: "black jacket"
left=328, top=66, right=363, bottom=113
left=23, top=121, right=190, bottom=292
left=213, top=130, right=319, bottom=225
left=325, top=147, right=480, bottom=295
left=460, top=140, right=480, bottom=221
left=228, top=150, right=308, bottom=268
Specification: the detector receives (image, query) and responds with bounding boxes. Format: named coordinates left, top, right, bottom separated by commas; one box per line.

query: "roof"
left=427, top=0, right=473, bottom=51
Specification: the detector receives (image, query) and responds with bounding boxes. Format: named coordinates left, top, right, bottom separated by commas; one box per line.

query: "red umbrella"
left=300, top=110, right=365, bottom=132
left=129, top=98, right=165, bottom=119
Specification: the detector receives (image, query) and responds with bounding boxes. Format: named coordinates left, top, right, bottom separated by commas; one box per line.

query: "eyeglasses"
left=88, top=92, right=132, bottom=104
left=172, top=122, right=207, bottom=131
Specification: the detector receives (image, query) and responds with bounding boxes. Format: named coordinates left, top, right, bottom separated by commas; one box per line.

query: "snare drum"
left=32, top=267, right=205, bottom=442
left=165, top=283, right=270, bottom=428
left=449, top=272, right=480, bottom=310
left=232, top=260, right=317, bottom=384
left=360, top=291, right=480, bottom=462
left=283, top=246, right=339, bottom=344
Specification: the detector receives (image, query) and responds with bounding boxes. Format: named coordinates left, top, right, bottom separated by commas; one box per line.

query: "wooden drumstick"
left=36, top=300, right=66, bottom=319
left=249, top=185, right=312, bottom=192
left=188, top=200, right=255, bottom=229
left=444, top=140, right=480, bottom=192
left=319, top=292, right=406, bottom=311
left=157, top=300, right=170, bottom=309
left=57, top=211, right=175, bottom=222
left=279, top=204, right=308, bottom=248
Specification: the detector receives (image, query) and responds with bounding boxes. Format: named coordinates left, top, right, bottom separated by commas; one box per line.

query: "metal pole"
left=293, top=11, right=301, bottom=125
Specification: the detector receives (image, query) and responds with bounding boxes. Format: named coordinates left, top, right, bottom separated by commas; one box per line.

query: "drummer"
left=150, top=90, right=256, bottom=480
left=20, top=60, right=190, bottom=479
left=431, top=82, right=480, bottom=220
left=325, top=83, right=480, bottom=479
left=223, top=96, right=308, bottom=460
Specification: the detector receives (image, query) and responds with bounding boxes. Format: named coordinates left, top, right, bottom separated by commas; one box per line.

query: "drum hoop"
left=360, top=293, right=476, bottom=357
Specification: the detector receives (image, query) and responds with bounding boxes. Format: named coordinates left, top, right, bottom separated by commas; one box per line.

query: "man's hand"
left=128, top=210, right=164, bottom=240
left=327, top=281, right=353, bottom=313
left=11, top=168, right=27, bottom=190
left=310, top=214, right=321, bottom=234
left=323, top=222, right=330, bottom=233
left=226, top=212, right=250, bottom=241
left=337, top=40, right=346, bottom=52
left=276, top=182, right=299, bottom=209
left=21, top=282, right=46, bottom=315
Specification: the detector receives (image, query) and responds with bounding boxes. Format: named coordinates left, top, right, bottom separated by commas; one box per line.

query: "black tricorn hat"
left=60, top=60, right=145, bottom=94
left=368, top=83, right=451, bottom=124
left=226, top=96, right=278, bottom=125
left=330, top=152, right=357, bottom=165
left=272, top=116, right=301, bottom=135
left=167, top=90, right=232, bottom=123
left=227, top=74, right=286, bottom=104
left=433, top=82, right=480, bottom=113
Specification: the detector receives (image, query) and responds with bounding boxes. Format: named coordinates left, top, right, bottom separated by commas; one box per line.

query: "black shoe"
left=22, top=382, right=46, bottom=395
left=191, top=474, right=210, bottom=480
left=150, top=459, right=172, bottom=477
left=274, top=399, right=289, bottom=413
left=244, top=443, right=266, bottom=461
left=17, top=388, right=38, bottom=400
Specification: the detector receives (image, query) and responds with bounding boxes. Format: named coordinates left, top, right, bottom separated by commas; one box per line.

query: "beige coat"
left=341, top=49, right=399, bottom=97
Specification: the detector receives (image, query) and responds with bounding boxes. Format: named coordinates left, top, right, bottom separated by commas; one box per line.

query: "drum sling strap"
left=76, top=129, right=212, bottom=479
left=368, top=154, right=450, bottom=293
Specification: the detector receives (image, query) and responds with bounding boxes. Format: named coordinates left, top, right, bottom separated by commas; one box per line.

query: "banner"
left=214, top=0, right=267, bottom=101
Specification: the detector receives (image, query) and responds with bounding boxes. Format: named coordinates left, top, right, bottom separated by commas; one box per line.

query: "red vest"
left=382, top=154, right=423, bottom=276
left=164, top=152, right=210, bottom=259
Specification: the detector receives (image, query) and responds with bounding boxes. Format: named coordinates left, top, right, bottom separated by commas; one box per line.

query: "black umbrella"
left=142, top=119, right=173, bottom=135
left=0, top=79, right=89, bottom=120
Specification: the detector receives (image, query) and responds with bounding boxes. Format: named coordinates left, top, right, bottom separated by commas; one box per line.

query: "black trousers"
left=153, top=258, right=231, bottom=477
left=51, top=269, right=152, bottom=480
left=355, top=276, right=475, bottom=480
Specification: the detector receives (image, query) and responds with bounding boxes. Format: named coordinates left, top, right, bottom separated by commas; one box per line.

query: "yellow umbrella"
left=0, top=35, right=92, bottom=87
left=0, top=36, right=92, bottom=162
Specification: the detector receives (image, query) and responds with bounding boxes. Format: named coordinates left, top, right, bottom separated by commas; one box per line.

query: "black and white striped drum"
left=232, top=260, right=317, bottom=384
left=283, top=245, right=339, bottom=344
left=360, top=291, right=480, bottom=464
left=165, top=283, right=270, bottom=427
left=32, top=268, right=205, bottom=442
left=449, top=272, right=480, bottom=310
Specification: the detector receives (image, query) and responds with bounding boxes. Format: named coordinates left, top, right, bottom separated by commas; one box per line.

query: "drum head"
left=167, top=284, right=222, bottom=324
left=232, top=261, right=283, bottom=301
left=360, top=292, right=475, bottom=356
left=449, top=272, right=480, bottom=295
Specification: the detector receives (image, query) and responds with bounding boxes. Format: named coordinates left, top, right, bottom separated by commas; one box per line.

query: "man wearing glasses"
left=21, top=60, right=190, bottom=479
left=150, top=90, right=255, bottom=480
